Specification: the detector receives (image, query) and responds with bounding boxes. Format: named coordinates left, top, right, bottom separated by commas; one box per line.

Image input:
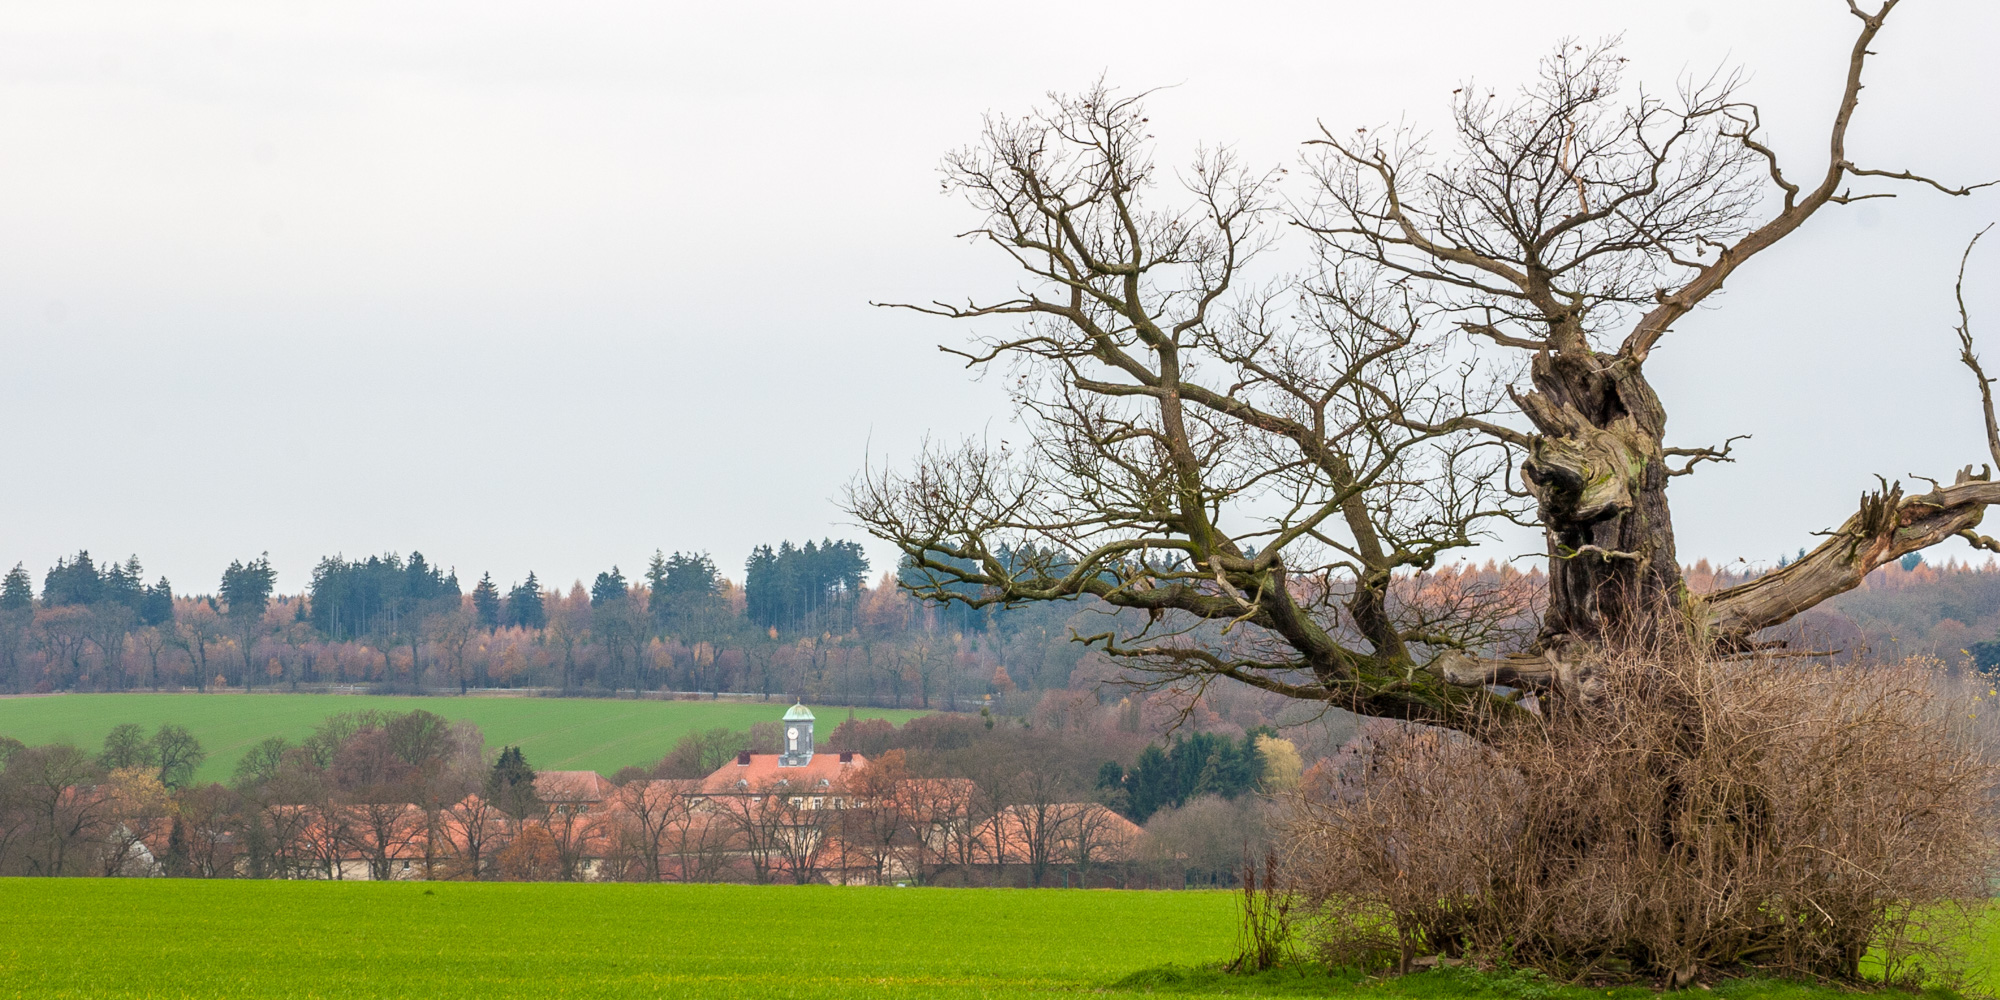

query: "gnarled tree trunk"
left=1521, top=349, right=1683, bottom=652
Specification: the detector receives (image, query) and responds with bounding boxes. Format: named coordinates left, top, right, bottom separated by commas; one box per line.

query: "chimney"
left=736, top=751, right=752, bottom=766
left=839, top=751, right=854, bottom=763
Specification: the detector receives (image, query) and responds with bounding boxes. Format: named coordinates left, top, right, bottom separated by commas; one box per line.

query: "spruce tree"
left=219, top=554, right=276, bottom=619
left=0, top=563, right=33, bottom=610
left=590, top=566, right=627, bottom=606
left=42, top=551, right=102, bottom=607
left=471, top=573, right=502, bottom=629
left=485, top=746, right=541, bottom=820
left=506, top=574, right=546, bottom=629
left=102, top=556, right=145, bottom=609
left=138, top=579, right=175, bottom=626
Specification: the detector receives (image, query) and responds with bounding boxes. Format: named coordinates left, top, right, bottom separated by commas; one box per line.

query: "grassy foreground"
left=0, top=880, right=1238, bottom=999
left=0, top=880, right=1990, bottom=999
left=0, top=694, right=928, bottom=783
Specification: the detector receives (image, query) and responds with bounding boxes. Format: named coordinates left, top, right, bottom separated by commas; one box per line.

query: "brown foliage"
left=496, top=824, right=561, bottom=881
left=1284, top=653, right=1998, bottom=985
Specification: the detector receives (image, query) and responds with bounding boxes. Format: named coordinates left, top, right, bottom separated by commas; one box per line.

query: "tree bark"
left=1520, top=349, right=1683, bottom=652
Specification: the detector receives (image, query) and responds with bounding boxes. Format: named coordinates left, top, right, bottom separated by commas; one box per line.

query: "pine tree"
left=219, top=554, right=276, bottom=619
left=506, top=574, right=546, bottom=629
left=164, top=816, right=190, bottom=876
left=590, top=566, right=628, bottom=606
left=138, top=579, right=175, bottom=626
left=0, top=563, right=32, bottom=611
left=744, top=546, right=779, bottom=628
left=471, top=573, right=502, bottom=629
left=102, top=556, right=145, bottom=609
left=43, top=551, right=102, bottom=607
left=645, top=550, right=670, bottom=598
left=653, top=552, right=721, bottom=635
left=485, top=746, right=541, bottom=820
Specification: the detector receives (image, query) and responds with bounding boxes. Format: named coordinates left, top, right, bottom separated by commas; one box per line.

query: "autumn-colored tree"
left=99, top=766, right=170, bottom=876
left=495, top=823, right=561, bottom=881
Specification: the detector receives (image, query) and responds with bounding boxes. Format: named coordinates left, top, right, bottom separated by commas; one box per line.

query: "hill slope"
left=0, top=694, right=928, bottom=783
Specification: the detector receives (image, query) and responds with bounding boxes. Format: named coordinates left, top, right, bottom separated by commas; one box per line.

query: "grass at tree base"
left=1113, top=963, right=1973, bottom=1000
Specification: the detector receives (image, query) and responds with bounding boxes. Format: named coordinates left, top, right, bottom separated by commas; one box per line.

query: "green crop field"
left=0, top=694, right=929, bottom=783
left=0, top=880, right=1989, bottom=1000
left=0, top=880, right=1239, bottom=999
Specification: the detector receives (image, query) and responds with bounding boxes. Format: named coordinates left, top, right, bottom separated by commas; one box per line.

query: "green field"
left=0, top=880, right=1986, bottom=1000
left=0, top=880, right=1239, bottom=999
left=0, top=694, right=929, bottom=783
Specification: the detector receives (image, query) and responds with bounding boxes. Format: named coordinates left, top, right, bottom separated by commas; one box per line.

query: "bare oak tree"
left=850, top=2, right=1991, bottom=732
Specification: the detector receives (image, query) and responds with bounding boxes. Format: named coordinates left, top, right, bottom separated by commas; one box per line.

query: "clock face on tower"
left=787, top=727, right=799, bottom=740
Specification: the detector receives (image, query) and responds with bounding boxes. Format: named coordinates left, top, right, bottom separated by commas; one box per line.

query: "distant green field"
left=0, top=880, right=1239, bottom=999
left=0, top=694, right=929, bottom=783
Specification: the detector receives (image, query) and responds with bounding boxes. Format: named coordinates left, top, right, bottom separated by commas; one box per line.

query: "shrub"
left=1283, top=652, right=1998, bottom=985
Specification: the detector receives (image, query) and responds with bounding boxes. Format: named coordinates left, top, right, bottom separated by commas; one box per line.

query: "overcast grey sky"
left=1, top=0, right=1995, bottom=595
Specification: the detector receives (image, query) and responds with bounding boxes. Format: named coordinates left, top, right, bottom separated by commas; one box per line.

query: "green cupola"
left=779, top=702, right=815, bottom=766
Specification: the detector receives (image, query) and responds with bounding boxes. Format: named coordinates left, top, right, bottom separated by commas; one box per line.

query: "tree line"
left=14, top=547, right=1985, bottom=706
left=0, top=542, right=1098, bottom=710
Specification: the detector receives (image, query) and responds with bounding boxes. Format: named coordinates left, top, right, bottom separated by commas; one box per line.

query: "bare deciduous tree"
left=611, top=778, right=693, bottom=882
left=850, top=2, right=1991, bottom=731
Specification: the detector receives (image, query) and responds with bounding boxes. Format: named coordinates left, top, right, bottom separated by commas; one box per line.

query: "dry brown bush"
left=1283, top=652, right=1998, bottom=986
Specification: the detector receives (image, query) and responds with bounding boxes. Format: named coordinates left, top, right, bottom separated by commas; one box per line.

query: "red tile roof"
left=534, top=770, right=614, bottom=802
left=695, top=753, right=867, bottom=795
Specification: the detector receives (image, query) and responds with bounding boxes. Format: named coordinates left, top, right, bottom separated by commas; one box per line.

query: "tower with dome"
left=779, top=702, right=815, bottom=766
